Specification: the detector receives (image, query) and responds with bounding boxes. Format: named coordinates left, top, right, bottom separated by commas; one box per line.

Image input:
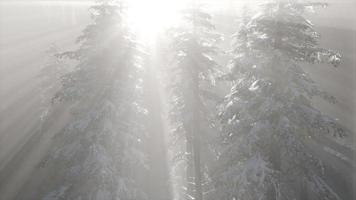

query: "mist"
left=0, top=0, right=355, bottom=200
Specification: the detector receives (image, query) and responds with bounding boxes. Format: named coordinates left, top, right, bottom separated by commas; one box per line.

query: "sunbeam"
left=0, top=0, right=354, bottom=200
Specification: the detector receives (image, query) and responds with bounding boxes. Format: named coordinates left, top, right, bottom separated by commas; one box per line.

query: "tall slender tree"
left=211, top=1, right=347, bottom=200
left=36, top=1, right=148, bottom=199
left=168, top=5, right=222, bottom=200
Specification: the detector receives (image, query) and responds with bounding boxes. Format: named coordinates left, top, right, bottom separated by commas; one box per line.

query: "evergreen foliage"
left=211, top=1, right=346, bottom=200
left=39, top=1, right=148, bottom=199
left=21, top=1, right=352, bottom=200
left=167, top=5, right=222, bottom=200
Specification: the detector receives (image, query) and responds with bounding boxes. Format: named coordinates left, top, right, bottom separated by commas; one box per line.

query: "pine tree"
left=167, top=5, right=222, bottom=200
left=37, top=1, right=148, bottom=199
left=212, top=1, right=347, bottom=200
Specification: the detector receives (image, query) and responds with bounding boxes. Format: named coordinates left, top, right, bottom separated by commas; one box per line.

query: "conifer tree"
left=168, top=5, right=221, bottom=200
left=212, top=1, right=346, bottom=200
left=37, top=1, right=148, bottom=199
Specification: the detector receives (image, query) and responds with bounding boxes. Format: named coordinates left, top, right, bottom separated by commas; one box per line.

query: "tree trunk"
left=193, top=134, right=203, bottom=200
left=191, top=68, right=203, bottom=200
left=186, top=137, right=194, bottom=199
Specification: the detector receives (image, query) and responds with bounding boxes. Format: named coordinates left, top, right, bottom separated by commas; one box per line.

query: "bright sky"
left=127, top=0, right=188, bottom=40
left=0, top=0, right=354, bottom=31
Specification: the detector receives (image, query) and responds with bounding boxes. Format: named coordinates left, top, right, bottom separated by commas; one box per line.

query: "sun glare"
left=127, top=0, right=187, bottom=42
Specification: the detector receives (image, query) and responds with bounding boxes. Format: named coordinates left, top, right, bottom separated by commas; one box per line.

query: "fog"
left=0, top=0, right=355, bottom=200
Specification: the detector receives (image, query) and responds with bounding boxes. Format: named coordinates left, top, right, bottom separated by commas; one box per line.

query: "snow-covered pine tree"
left=212, top=1, right=346, bottom=200
left=37, top=1, right=148, bottom=199
left=167, top=5, right=222, bottom=200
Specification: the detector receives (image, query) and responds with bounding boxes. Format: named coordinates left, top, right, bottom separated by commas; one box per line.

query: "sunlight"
left=127, top=0, right=187, bottom=42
